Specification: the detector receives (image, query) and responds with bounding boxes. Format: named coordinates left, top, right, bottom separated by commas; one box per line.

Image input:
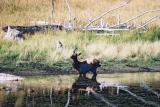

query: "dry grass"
left=0, top=0, right=50, bottom=26
left=0, top=31, right=160, bottom=65
left=0, top=0, right=160, bottom=26
left=85, top=41, right=160, bottom=60
left=0, top=0, right=160, bottom=68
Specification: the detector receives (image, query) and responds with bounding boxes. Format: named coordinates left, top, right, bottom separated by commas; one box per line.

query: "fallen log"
left=91, top=90, right=117, bottom=107
left=2, top=24, right=64, bottom=34
left=120, top=88, right=160, bottom=107
left=141, top=84, right=160, bottom=98
left=4, top=26, right=24, bottom=42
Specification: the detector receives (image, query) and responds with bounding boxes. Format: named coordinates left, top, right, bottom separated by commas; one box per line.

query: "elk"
left=70, top=48, right=101, bottom=79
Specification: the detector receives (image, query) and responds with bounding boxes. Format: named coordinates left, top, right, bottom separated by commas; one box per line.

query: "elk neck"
left=72, top=57, right=80, bottom=64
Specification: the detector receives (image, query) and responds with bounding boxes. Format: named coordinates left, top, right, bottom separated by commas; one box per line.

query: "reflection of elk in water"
left=71, top=76, right=100, bottom=96
left=71, top=77, right=117, bottom=107
left=70, top=48, right=101, bottom=79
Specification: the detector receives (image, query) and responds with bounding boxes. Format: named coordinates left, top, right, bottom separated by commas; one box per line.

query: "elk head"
left=70, top=48, right=81, bottom=60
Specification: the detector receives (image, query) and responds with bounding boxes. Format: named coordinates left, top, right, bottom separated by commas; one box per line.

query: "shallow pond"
left=0, top=72, right=160, bottom=107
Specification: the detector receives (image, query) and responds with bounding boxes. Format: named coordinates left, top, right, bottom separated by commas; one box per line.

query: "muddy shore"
left=0, top=65, right=160, bottom=76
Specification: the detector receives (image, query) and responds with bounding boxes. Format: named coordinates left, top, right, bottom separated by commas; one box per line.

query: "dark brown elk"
left=70, top=49, right=101, bottom=79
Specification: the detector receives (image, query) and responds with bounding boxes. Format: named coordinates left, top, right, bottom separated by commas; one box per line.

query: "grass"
left=0, top=0, right=160, bottom=26
left=0, top=27, right=160, bottom=72
left=0, top=0, right=160, bottom=72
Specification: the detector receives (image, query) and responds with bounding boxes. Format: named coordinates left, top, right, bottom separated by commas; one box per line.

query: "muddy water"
left=0, top=72, right=160, bottom=107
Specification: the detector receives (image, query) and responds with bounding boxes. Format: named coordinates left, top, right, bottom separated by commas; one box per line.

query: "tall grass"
left=0, top=0, right=160, bottom=26
left=0, top=0, right=160, bottom=71
left=0, top=28, right=160, bottom=71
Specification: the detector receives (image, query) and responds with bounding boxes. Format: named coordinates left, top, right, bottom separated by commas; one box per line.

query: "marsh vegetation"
left=0, top=29, right=160, bottom=72
left=0, top=1, right=160, bottom=106
left=0, top=0, right=160, bottom=72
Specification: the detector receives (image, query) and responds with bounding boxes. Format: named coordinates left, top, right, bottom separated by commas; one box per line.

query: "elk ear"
left=78, top=53, right=81, bottom=56
left=73, top=48, right=77, bottom=54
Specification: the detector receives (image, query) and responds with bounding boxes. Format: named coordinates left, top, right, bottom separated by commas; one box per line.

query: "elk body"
left=70, top=49, right=101, bottom=79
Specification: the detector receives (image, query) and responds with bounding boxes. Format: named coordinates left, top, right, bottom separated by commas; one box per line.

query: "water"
left=0, top=72, right=160, bottom=107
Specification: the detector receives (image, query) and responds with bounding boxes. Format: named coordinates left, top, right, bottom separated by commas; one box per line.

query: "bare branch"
left=65, top=0, right=72, bottom=27
left=110, top=9, right=160, bottom=28
left=65, top=90, right=70, bottom=107
left=91, top=90, right=117, bottom=107
left=121, top=88, right=160, bottom=107
left=84, top=1, right=131, bottom=28
left=132, top=16, right=159, bottom=31
left=50, top=87, right=53, bottom=106
left=51, top=0, right=55, bottom=23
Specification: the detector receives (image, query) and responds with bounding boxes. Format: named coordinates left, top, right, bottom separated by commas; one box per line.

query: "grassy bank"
left=0, top=27, right=160, bottom=72
left=0, top=0, right=160, bottom=73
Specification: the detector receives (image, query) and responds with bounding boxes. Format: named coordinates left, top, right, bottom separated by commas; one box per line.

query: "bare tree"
left=51, top=0, right=55, bottom=23
left=132, top=16, right=159, bottom=31
left=110, top=9, right=160, bottom=28
left=84, top=0, right=132, bottom=28
left=65, top=0, right=73, bottom=29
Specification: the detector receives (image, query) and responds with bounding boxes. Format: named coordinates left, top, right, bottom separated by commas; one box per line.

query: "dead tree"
left=110, top=9, right=160, bottom=28
left=133, top=16, right=160, bottom=31
left=84, top=0, right=131, bottom=28
left=51, top=0, right=55, bottom=23
left=5, top=26, right=24, bottom=42
left=65, top=0, right=74, bottom=29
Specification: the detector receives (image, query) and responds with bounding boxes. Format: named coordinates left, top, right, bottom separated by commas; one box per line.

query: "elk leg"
left=92, top=72, right=97, bottom=80
left=79, top=73, right=83, bottom=77
left=83, top=73, right=86, bottom=78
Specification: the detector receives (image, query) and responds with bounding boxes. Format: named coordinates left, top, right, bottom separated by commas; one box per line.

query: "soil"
left=0, top=65, right=160, bottom=77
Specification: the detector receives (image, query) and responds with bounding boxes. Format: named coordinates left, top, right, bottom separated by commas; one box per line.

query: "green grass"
left=0, top=27, right=160, bottom=72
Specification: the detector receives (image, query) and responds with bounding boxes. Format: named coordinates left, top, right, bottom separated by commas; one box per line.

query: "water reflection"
left=72, top=76, right=100, bottom=94
left=0, top=72, right=160, bottom=107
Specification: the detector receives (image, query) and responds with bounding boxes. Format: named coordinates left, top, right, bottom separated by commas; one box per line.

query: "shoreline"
left=0, top=65, right=160, bottom=76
